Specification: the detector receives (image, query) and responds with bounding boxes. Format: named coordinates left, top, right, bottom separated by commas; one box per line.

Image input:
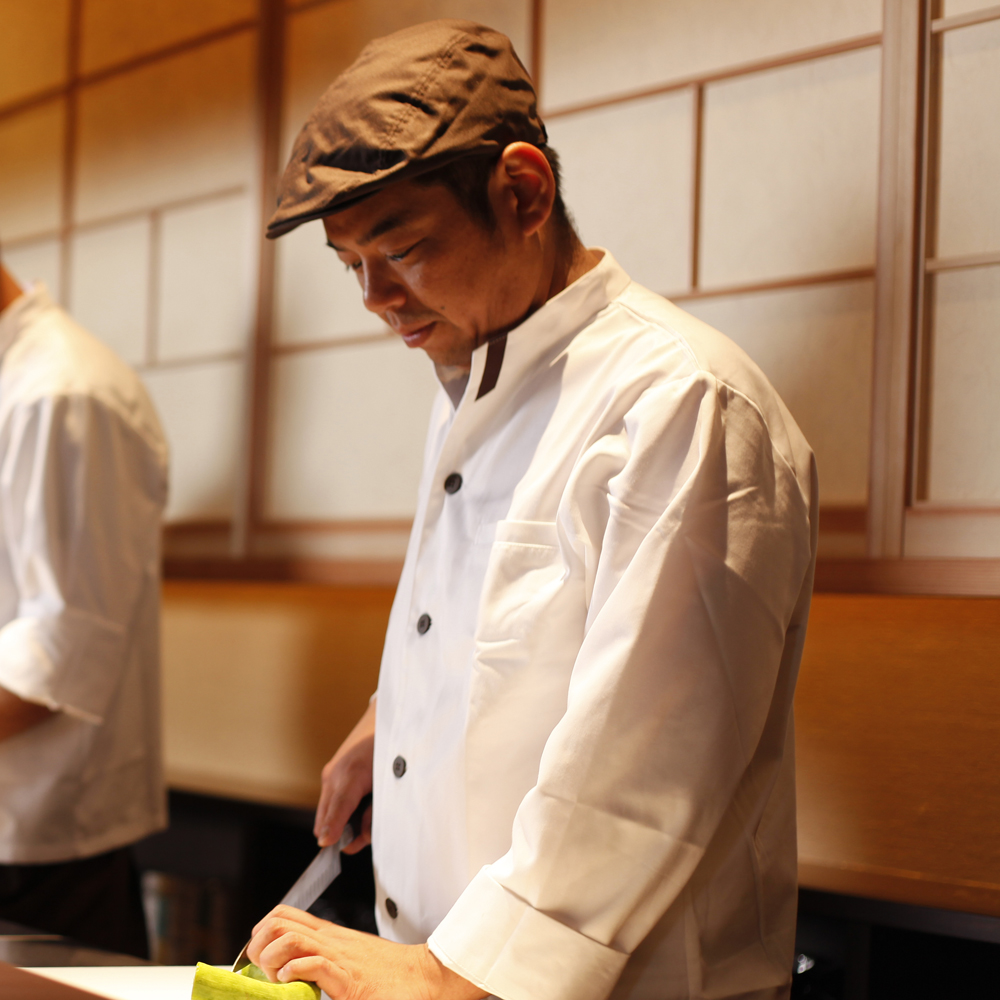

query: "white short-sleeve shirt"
left=0, top=285, right=168, bottom=864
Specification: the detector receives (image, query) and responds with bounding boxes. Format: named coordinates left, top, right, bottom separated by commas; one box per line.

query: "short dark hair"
left=413, top=145, right=574, bottom=241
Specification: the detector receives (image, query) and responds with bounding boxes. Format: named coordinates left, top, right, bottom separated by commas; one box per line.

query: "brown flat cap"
left=267, top=19, right=546, bottom=239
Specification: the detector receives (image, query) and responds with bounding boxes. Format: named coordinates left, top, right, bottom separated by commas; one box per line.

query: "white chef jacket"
left=0, top=284, right=168, bottom=864
left=372, top=251, right=816, bottom=1000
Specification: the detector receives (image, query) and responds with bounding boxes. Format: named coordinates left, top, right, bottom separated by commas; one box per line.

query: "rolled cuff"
left=0, top=607, right=128, bottom=724
left=429, top=868, right=628, bottom=1000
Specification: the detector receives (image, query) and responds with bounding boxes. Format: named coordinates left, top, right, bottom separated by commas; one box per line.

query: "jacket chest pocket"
left=475, top=520, right=568, bottom=645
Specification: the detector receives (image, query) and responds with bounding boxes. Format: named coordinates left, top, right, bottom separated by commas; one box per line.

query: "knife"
left=232, top=793, right=372, bottom=972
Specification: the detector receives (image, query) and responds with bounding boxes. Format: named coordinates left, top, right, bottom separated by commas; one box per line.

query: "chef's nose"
left=361, top=261, right=407, bottom=313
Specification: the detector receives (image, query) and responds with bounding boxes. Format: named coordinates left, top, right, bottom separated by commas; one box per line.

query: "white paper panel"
left=684, top=279, right=874, bottom=504
left=701, top=47, right=880, bottom=287
left=545, top=91, right=692, bottom=293
left=143, top=360, right=244, bottom=521
left=81, top=0, right=255, bottom=73
left=543, top=0, right=881, bottom=110
left=0, top=101, right=64, bottom=240
left=75, top=33, right=255, bottom=223
left=927, top=267, right=1000, bottom=503
left=943, top=0, right=997, bottom=16
left=267, top=340, right=440, bottom=519
left=3, top=239, right=62, bottom=302
left=274, top=221, right=387, bottom=345
left=0, top=0, right=70, bottom=107
left=937, top=19, right=1000, bottom=260
left=157, top=193, right=254, bottom=361
left=905, top=510, right=1000, bottom=559
left=69, top=218, right=150, bottom=366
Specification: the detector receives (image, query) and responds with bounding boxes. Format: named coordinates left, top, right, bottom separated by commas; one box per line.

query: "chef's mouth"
left=396, top=321, right=436, bottom=347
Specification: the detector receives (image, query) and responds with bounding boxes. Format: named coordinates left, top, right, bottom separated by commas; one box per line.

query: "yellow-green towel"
left=191, top=962, right=321, bottom=1000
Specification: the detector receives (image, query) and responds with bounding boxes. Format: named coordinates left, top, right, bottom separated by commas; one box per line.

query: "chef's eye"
left=344, top=260, right=362, bottom=272
left=387, top=242, right=418, bottom=262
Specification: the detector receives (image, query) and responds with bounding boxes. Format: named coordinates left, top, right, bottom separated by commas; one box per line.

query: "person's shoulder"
left=1, top=299, right=166, bottom=456
left=604, top=280, right=775, bottom=405
left=601, top=278, right=813, bottom=479
left=610, top=282, right=753, bottom=381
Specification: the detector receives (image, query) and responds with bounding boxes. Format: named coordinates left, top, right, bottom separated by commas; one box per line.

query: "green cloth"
left=191, top=962, right=321, bottom=1000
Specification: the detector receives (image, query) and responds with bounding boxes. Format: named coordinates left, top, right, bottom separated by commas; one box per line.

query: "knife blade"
left=232, top=794, right=372, bottom=972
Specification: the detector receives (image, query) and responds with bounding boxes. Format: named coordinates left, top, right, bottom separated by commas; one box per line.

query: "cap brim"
left=265, top=145, right=503, bottom=239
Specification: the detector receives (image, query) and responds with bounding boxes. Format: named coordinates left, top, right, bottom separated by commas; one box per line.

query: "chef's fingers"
left=253, top=928, right=322, bottom=983
left=315, top=771, right=364, bottom=847
left=314, top=702, right=376, bottom=846
left=342, top=802, right=372, bottom=855
left=246, top=913, right=338, bottom=974
left=313, top=756, right=344, bottom=844
left=276, top=956, right=350, bottom=998
left=251, top=904, right=354, bottom=942
left=253, top=921, right=362, bottom=992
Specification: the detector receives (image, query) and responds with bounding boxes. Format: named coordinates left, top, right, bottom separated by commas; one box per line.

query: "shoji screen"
left=544, top=0, right=883, bottom=555
left=1, top=0, right=258, bottom=530
left=907, top=8, right=1000, bottom=556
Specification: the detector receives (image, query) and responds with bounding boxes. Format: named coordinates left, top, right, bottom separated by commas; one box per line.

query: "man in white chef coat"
left=247, top=20, right=817, bottom=1000
left=0, top=259, right=168, bottom=956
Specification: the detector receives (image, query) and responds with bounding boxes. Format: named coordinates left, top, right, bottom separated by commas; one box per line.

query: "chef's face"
left=322, top=162, right=544, bottom=368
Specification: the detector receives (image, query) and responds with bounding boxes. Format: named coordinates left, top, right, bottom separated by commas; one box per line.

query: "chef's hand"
left=248, top=905, right=489, bottom=1000
left=315, top=697, right=376, bottom=852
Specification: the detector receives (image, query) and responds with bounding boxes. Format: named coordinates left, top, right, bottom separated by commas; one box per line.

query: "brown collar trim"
left=475, top=334, right=507, bottom=400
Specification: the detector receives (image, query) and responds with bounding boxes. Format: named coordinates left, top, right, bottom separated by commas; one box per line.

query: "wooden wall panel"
left=161, top=580, right=391, bottom=808
left=796, top=593, right=1000, bottom=915
left=867, top=0, right=923, bottom=557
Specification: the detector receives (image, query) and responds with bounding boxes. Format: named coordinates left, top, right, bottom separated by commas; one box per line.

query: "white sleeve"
left=429, top=373, right=815, bottom=1000
left=0, top=393, right=166, bottom=724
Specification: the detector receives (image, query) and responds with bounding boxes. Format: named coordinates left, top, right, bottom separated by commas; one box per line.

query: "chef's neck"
left=0, top=265, right=24, bottom=314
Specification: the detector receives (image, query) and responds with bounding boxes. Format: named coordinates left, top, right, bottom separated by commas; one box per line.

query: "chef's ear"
left=491, top=142, right=556, bottom=238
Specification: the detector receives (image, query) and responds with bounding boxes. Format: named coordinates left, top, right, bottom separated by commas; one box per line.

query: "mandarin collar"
left=466, top=248, right=629, bottom=404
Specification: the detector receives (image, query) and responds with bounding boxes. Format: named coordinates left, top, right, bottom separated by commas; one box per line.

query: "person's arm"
left=314, top=696, right=376, bottom=852
left=0, top=683, right=53, bottom=741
